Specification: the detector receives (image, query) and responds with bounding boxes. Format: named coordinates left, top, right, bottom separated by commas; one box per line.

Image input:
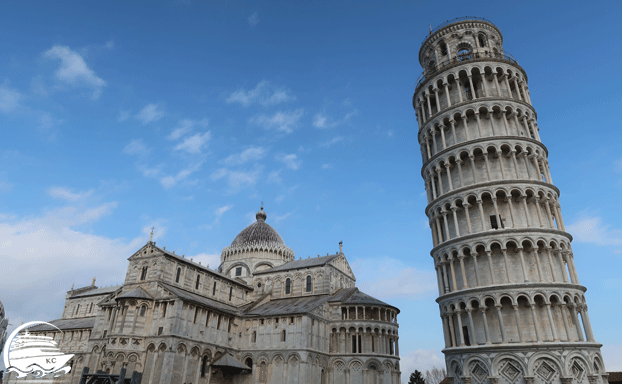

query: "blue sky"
left=1, top=0, right=622, bottom=378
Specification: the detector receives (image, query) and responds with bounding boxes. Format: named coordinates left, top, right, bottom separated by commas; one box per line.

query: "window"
left=260, top=319, right=264, bottom=325
left=290, top=317, right=294, bottom=324
left=440, top=41, right=448, bottom=55
left=229, top=287, right=233, bottom=301
left=352, top=335, right=357, bottom=353
left=88, top=303, right=93, bottom=313
left=200, top=356, right=208, bottom=377
left=217, top=315, right=221, bottom=330
left=236, top=267, right=242, bottom=276
left=194, top=307, right=199, bottom=323
left=175, top=268, right=181, bottom=283
left=251, top=331, right=257, bottom=343
left=139, top=306, right=146, bottom=317
left=306, top=276, right=312, bottom=292
left=195, top=275, right=200, bottom=289
left=245, top=358, right=253, bottom=371
left=205, top=311, right=210, bottom=327
left=75, top=304, right=80, bottom=315
left=478, top=34, right=487, bottom=47
left=161, top=303, right=167, bottom=318
left=212, top=282, right=217, bottom=296
left=102, top=330, right=107, bottom=338
left=490, top=215, right=499, bottom=230
left=285, top=278, right=291, bottom=294
left=358, top=335, right=362, bottom=353
left=157, top=327, right=163, bottom=335
left=281, top=330, right=286, bottom=342
left=140, top=266, right=148, bottom=281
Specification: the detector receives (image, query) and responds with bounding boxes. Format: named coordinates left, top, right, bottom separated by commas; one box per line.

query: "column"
left=468, top=75, right=476, bottom=99
left=449, top=119, right=457, bottom=146
left=546, top=248, right=558, bottom=281
left=481, top=307, right=491, bottom=344
left=493, top=74, right=501, bottom=97
left=431, top=129, right=438, bottom=154
left=556, top=250, right=569, bottom=283
left=545, top=303, right=559, bottom=341
left=505, top=196, right=516, bottom=227
left=429, top=172, right=438, bottom=200
left=571, top=305, right=585, bottom=341
left=472, top=252, right=481, bottom=286
left=445, top=162, right=454, bottom=191
left=469, top=155, right=477, bottom=184
left=544, top=199, right=554, bottom=228
left=426, top=93, right=432, bottom=118
left=444, top=83, right=452, bottom=108
left=458, top=255, right=468, bottom=289
left=448, top=256, right=458, bottom=291
left=483, top=153, right=491, bottom=180
left=521, top=195, right=532, bottom=226
left=442, top=263, right=451, bottom=293
left=512, top=77, right=522, bottom=101
left=559, top=303, right=571, bottom=341
left=568, top=254, right=580, bottom=284
left=441, top=210, right=451, bottom=240
left=433, top=88, right=440, bottom=113
left=529, top=303, right=542, bottom=342
left=455, top=310, right=466, bottom=346
left=491, top=197, right=501, bottom=228
left=451, top=207, right=460, bottom=237
left=448, top=313, right=457, bottom=347
left=424, top=136, right=432, bottom=159
left=501, top=111, right=510, bottom=135
left=518, top=248, right=529, bottom=282
left=466, top=308, right=476, bottom=344
left=513, top=305, right=523, bottom=342
left=534, top=198, right=544, bottom=227
left=456, top=158, right=464, bottom=187
left=495, top=305, right=507, bottom=343
left=580, top=306, right=595, bottom=342
left=501, top=249, right=511, bottom=283
left=436, top=168, right=444, bottom=196
left=476, top=199, right=486, bottom=230
left=503, top=75, right=512, bottom=98
left=439, top=125, right=447, bottom=149
left=463, top=203, right=472, bottom=233
left=461, top=116, right=470, bottom=140
left=510, top=150, right=519, bottom=178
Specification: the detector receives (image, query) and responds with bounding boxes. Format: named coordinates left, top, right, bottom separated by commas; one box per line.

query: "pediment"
left=328, top=254, right=356, bottom=280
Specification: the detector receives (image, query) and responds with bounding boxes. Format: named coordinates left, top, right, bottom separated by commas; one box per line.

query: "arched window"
left=140, top=266, right=148, bottom=281
left=478, top=33, right=487, bottom=47
left=281, top=330, right=286, bottom=342
left=200, top=356, right=208, bottom=377
left=285, top=278, right=291, bottom=294
left=251, top=331, right=257, bottom=342
left=88, top=303, right=93, bottom=313
left=245, top=358, right=253, bottom=371
left=195, top=274, right=200, bottom=289
left=75, top=304, right=80, bottom=315
left=212, top=281, right=217, bottom=296
left=440, top=41, right=448, bottom=55
left=229, top=287, right=233, bottom=301
left=457, top=43, right=471, bottom=61
left=175, top=267, right=181, bottom=283
left=306, top=276, right=312, bottom=292
left=258, top=362, right=268, bottom=383
left=139, top=306, right=146, bottom=317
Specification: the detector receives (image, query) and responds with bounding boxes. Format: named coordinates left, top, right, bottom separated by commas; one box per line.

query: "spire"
left=149, top=227, right=154, bottom=242
left=256, top=205, right=267, bottom=221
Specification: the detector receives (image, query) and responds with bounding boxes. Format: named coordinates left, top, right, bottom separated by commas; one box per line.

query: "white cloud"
left=267, top=170, right=282, bottom=184
left=160, top=162, right=203, bottom=189
left=211, top=167, right=262, bottom=190
left=274, top=212, right=291, bottom=223
left=353, top=256, right=437, bottom=299
left=48, top=187, right=94, bottom=202
left=0, top=204, right=153, bottom=344
left=313, top=109, right=357, bottom=129
left=250, top=109, right=304, bottom=134
left=321, top=163, right=333, bottom=170
left=399, top=349, right=445, bottom=383
left=43, top=45, right=106, bottom=99
left=319, top=136, right=344, bottom=148
left=275, top=153, right=301, bottom=170
left=31, top=75, right=48, bottom=97
left=214, top=204, right=234, bottom=218
left=0, top=82, right=22, bottom=114
left=37, top=112, right=59, bottom=140
left=118, top=110, right=131, bottom=123
left=222, top=146, right=267, bottom=166
left=167, top=118, right=208, bottom=140
left=0, top=179, right=14, bottom=193
left=602, top=342, right=622, bottom=370
left=174, top=131, right=211, bottom=154
left=123, top=139, right=150, bottom=156
left=248, top=12, right=259, bottom=27
left=190, top=253, right=221, bottom=270
left=566, top=215, right=622, bottom=246
left=227, top=80, right=296, bottom=107
left=135, top=103, right=164, bottom=125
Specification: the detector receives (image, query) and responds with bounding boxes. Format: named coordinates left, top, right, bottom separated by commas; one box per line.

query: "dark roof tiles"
left=28, top=317, right=97, bottom=332
left=254, top=254, right=340, bottom=275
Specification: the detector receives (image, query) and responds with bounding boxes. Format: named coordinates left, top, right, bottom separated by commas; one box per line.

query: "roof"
left=254, top=254, right=339, bottom=275
left=608, top=372, right=622, bottom=383
left=211, top=354, right=250, bottom=370
left=244, top=295, right=331, bottom=317
left=116, top=287, right=152, bottom=301
left=329, top=288, right=398, bottom=311
left=439, top=377, right=454, bottom=384
left=28, top=317, right=97, bottom=332
left=158, top=282, right=239, bottom=315
left=230, top=208, right=285, bottom=247
left=149, top=244, right=251, bottom=289
left=71, top=285, right=122, bottom=298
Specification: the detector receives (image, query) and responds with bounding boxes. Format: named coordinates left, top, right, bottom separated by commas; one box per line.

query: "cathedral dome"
left=230, top=208, right=285, bottom=247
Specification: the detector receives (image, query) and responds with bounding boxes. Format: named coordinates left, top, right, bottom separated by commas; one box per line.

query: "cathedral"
left=4, top=208, right=401, bottom=384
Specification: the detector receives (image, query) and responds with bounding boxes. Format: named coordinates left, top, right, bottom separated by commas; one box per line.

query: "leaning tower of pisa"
left=413, top=17, right=607, bottom=384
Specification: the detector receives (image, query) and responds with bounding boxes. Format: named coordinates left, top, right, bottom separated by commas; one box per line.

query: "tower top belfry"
left=413, top=17, right=607, bottom=384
